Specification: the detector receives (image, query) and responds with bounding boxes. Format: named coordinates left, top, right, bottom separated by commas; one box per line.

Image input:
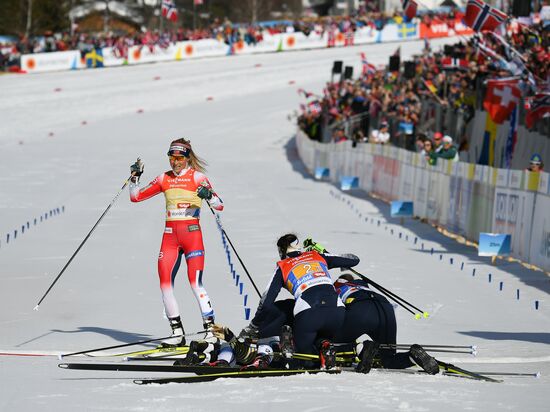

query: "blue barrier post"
left=314, top=167, right=329, bottom=180
left=340, top=176, right=359, bottom=190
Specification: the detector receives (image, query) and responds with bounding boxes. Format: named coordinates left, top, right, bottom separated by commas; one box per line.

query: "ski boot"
left=409, top=344, right=439, bottom=375
left=201, top=316, right=218, bottom=343
left=159, top=316, right=186, bottom=348
left=355, top=340, right=379, bottom=374
left=280, top=325, right=295, bottom=360
left=173, top=340, right=208, bottom=366
left=319, top=340, right=336, bottom=370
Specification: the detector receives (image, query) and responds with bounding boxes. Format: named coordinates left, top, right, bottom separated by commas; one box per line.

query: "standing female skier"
left=129, top=138, right=223, bottom=346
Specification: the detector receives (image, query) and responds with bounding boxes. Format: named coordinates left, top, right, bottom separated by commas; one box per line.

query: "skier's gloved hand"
left=238, top=323, right=259, bottom=342
left=130, top=158, right=144, bottom=183
left=211, top=324, right=235, bottom=342
left=197, top=185, right=213, bottom=200
left=303, top=237, right=327, bottom=253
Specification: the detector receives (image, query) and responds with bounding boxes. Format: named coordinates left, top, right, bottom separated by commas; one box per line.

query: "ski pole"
left=34, top=174, right=135, bottom=311
left=349, top=268, right=429, bottom=319
left=205, top=201, right=262, bottom=298
left=303, top=240, right=427, bottom=318
left=380, top=343, right=476, bottom=350
left=349, top=268, right=423, bottom=313
left=60, top=329, right=207, bottom=358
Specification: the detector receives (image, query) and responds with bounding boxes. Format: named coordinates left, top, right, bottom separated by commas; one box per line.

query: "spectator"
left=435, top=135, right=464, bottom=162
left=527, top=154, right=544, bottom=172
left=432, top=132, right=443, bottom=153
left=333, top=128, right=347, bottom=143
left=422, top=139, right=436, bottom=165
left=370, top=121, right=390, bottom=144
left=415, top=134, right=426, bottom=153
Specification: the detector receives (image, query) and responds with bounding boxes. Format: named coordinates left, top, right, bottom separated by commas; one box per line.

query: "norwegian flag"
left=483, top=78, right=521, bottom=124
left=161, top=0, right=178, bottom=22
left=441, top=57, right=469, bottom=71
left=525, top=93, right=550, bottom=129
left=464, top=0, right=507, bottom=32
left=360, top=53, right=376, bottom=76
left=402, top=0, right=418, bottom=20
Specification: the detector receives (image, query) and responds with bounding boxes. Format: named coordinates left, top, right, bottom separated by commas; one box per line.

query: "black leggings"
left=336, top=295, right=414, bottom=369
left=294, top=306, right=346, bottom=354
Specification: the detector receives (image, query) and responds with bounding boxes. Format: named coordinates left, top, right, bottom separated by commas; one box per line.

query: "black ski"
left=437, top=361, right=502, bottom=383
left=58, top=362, right=237, bottom=375
left=134, top=368, right=341, bottom=384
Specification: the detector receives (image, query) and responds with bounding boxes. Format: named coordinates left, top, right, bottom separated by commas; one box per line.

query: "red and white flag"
left=441, top=57, right=469, bottom=71
left=483, top=78, right=521, bottom=124
left=194, top=0, right=204, bottom=5
left=525, top=93, right=550, bottom=128
left=161, top=0, right=178, bottom=22
left=360, top=53, right=376, bottom=76
left=464, top=0, right=507, bottom=32
left=402, top=0, right=418, bottom=20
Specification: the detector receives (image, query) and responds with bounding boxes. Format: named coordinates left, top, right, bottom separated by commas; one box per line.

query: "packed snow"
left=0, top=38, right=548, bottom=411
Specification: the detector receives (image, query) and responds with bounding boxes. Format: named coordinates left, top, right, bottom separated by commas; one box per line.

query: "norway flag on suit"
left=483, top=78, right=521, bottom=124
left=464, top=0, right=507, bottom=32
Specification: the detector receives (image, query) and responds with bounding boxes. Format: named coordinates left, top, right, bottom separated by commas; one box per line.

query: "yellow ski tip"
left=423, top=312, right=430, bottom=318
left=414, top=313, right=421, bottom=320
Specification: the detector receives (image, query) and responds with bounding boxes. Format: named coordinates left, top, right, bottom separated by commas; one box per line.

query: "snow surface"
left=0, top=38, right=549, bottom=412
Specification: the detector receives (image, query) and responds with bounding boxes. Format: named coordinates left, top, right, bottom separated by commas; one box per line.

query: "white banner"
left=492, top=188, right=535, bottom=261
left=21, top=50, right=82, bottom=73
left=528, top=192, right=550, bottom=270
left=18, top=21, right=433, bottom=74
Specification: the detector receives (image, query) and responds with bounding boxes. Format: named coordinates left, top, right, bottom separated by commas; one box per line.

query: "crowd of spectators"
left=297, top=19, right=549, bottom=166
left=0, top=6, right=466, bottom=71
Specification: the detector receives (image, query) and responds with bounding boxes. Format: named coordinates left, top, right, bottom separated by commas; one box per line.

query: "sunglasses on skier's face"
left=169, top=155, right=188, bottom=162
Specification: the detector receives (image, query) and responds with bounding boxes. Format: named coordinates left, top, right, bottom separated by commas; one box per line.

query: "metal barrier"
left=313, top=94, right=549, bottom=169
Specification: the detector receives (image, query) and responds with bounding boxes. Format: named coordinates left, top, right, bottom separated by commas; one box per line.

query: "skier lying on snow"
left=177, top=234, right=438, bottom=375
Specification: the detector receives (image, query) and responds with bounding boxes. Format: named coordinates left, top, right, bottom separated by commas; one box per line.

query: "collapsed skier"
left=178, top=235, right=440, bottom=375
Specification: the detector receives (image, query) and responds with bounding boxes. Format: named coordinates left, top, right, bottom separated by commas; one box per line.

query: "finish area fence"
left=296, top=129, right=550, bottom=272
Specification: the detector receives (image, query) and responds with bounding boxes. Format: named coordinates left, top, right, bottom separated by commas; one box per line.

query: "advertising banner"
left=478, top=233, right=512, bottom=256
left=528, top=193, right=550, bottom=270
left=492, top=188, right=535, bottom=260
left=21, top=50, right=82, bottom=73
left=419, top=19, right=474, bottom=39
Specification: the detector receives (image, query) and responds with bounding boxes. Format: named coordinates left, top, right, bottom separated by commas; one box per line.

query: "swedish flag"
left=397, top=23, right=417, bottom=39
left=85, top=47, right=104, bottom=68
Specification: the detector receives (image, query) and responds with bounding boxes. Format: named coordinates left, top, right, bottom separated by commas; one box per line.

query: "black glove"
left=130, top=158, right=144, bottom=182
left=238, top=323, right=259, bottom=342
left=197, top=185, right=213, bottom=200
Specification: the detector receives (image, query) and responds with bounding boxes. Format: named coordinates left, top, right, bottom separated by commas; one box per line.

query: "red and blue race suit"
left=130, top=167, right=223, bottom=322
